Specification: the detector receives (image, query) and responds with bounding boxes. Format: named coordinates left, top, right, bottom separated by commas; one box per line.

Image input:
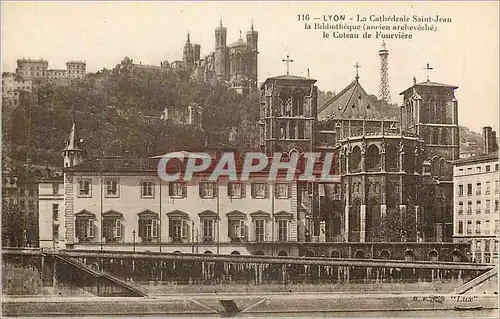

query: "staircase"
left=454, top=266, right=498, bottom=294
left=55, top=252, right=147, bottom=297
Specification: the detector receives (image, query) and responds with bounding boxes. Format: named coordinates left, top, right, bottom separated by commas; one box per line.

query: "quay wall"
left=2, top=294, right=498, bottom=317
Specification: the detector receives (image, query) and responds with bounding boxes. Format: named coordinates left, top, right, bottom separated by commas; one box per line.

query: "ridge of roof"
left=318, top=79, right=358, bottom=113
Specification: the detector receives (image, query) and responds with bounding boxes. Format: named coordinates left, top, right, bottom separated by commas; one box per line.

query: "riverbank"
left=2, top=293, right=498, bottom=317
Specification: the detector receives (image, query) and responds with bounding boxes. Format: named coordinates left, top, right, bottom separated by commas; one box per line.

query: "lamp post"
left=132, top=230, right=136, bottom=252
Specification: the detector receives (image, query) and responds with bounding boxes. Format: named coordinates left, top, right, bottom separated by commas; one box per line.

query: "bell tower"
left=246, top=20, right=259, bottom=89
left=215, top=19, right=228, bottom=80
left=62, top=119, right=85, bottom=168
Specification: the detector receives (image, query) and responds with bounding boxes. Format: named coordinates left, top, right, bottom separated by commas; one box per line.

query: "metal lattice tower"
left=379, top=41, right=391, bottom=103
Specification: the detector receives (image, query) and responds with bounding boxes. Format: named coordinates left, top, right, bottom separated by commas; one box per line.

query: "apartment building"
left=453, top=127, right=499, bottom=264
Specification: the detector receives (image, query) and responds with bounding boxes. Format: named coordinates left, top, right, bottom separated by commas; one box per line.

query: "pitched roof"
left=65, top=157, right=159, bottom=172
left=318, top=79, right=399, bottom=121
left=260, top=74, right=317, bottom=89
left=400, top=80, right=458, bottom=95
left=63, top=121, right=84, bottom=152
left=453, top=152, right=498, bottom=165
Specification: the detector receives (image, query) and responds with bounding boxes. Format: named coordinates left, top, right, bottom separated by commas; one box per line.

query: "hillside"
left=2, top=66, right=260, bottom=169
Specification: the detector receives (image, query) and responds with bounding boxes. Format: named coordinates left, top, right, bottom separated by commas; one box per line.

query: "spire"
left=220, top=16, right=223, bottom=27
left=64, top=120, right=82, bottom=151
left=187, top=32, right=190, bottom=43
left=251, top=18, right=254, bottom=31
left=239, top=30, right=242, bottom=40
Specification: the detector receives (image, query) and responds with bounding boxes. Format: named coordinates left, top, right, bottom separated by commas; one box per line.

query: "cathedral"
left=178, top=20, right=259, bottom=95
left=259, top=43, right=459, bottom=249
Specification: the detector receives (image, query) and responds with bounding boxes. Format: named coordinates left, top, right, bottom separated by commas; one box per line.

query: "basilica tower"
left=246, top=20, right=259, bottom=89
left=182, top=32, right=195, bottom=72
left=214, top=20, right=229, bottom=80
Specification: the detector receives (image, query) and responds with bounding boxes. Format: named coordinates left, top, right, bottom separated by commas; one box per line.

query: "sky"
left=2, top=1, right=498, bottom=133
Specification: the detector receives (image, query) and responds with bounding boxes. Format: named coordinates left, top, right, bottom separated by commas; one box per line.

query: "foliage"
left=2, top=66, right=260, bottom=168
left=1, top=201, right=25, bottom=247
left=379, top=206, right=417, bottom=242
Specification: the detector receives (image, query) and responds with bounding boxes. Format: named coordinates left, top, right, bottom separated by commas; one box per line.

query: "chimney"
left=482, top=126, right=498, bottom=154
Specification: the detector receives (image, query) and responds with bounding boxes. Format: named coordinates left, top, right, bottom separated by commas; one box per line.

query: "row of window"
left=457, top=219, right=499, bottom=235
left=457, top=163, right=499, bottom=175
left=469, top=239, right=499, bottom=253
left=458, top=180, right=499, bottom=196
left=74, top=213, right=289, bottom=243
left=78, top=180, right=292, bottom=199
left=457, top=199, right=499, bottom=214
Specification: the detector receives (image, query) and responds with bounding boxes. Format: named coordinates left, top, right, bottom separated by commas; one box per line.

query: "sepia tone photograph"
left=1, top=1, right=499, bottom=317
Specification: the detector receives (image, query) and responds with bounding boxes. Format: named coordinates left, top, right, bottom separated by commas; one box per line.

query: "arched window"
left=386, top=144, right=398, bottom=171
left=350, top=146, right=362, bottom=171
left=292, top=90, right=304, bottom=116
left=428, top=250, right=438, bottom=261
left=380, top=249, right=391, bottom=259
left=355, top=250, right=365, bottom=259
left=350, top=199, right=361, bottom=236
left=365, top=144, right=381, bottom=171
left=431, top=157, right=440, bottom=176
left=432, top=128, right=439, bottom=145
left=441, top=129, right=448, bottom=145
left=404, top=250, right=415, bottom=261
left=366, top=199, right=380, bottom=242
left=331, top=250, right=340, bottom=258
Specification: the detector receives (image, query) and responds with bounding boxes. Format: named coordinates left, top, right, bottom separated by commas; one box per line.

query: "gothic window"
left=404, top=151, right=414, bottom=173
left=298, top=121, right=305, bottom=139
left=365, top=144, right=381, bottom=171
left=292, top=90, right=304, bottom=116
left=366, top=199, right=380, bottom=242
left=350, top=199, right=361, bottom=232
left=431, top=157, right=440, bottom=176
left=386, top=144, right=398, bottom=171
left=441, top=101, right=447, bottom=123
left=350, top=146, right=362, bottom=172
left=441, top=129, right=448, bottom=145
left=279, top=89, right=291, bottom=116
left=432, top=128, right=439, bottom=145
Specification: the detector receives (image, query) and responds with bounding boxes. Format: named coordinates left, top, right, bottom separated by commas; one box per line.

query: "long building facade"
left=453, top=127, right=499, bottom=264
